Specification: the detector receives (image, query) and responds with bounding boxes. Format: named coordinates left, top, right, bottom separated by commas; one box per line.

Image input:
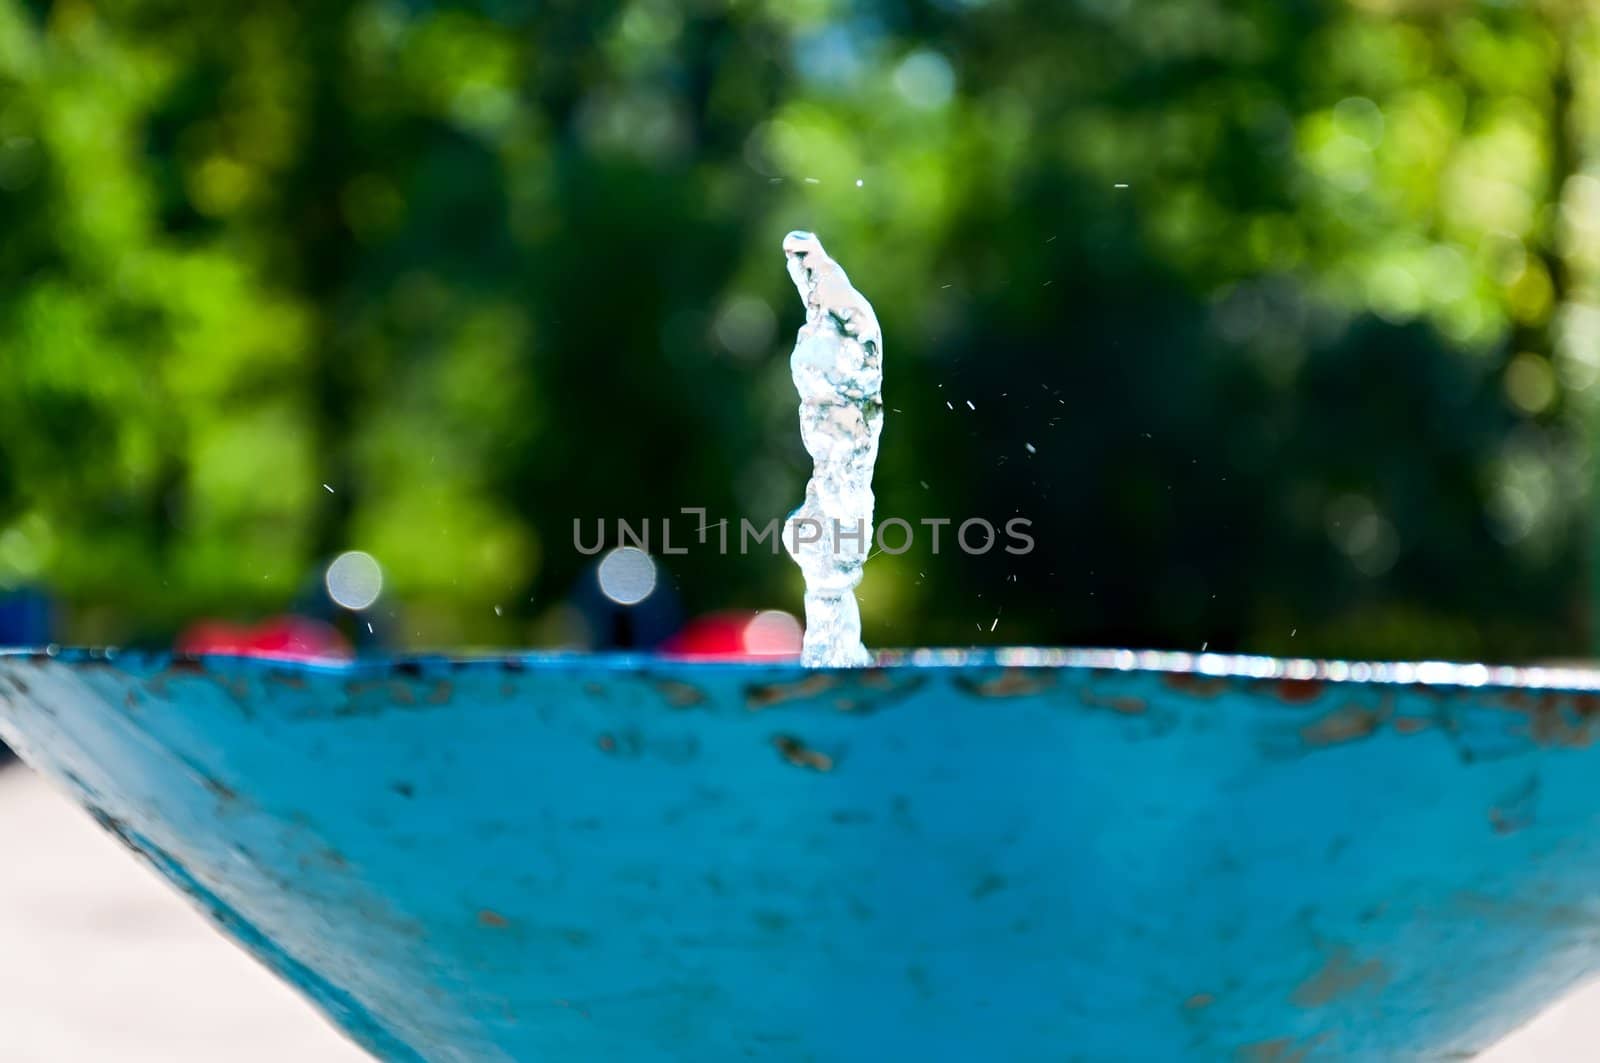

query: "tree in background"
left=0, top=0, right=1595, bottom=658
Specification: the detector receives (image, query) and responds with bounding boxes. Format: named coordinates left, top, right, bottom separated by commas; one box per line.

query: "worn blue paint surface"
left=3, top=647, right=1600, bottom=1060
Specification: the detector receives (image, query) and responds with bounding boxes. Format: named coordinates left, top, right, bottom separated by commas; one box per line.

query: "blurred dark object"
left=0, top=586, right=52, bottom=647
left=176, top=616, right=352, bottom=661
left=0, top=586, right=52, bottom=762
left=571, top=551, right=683, bottom=651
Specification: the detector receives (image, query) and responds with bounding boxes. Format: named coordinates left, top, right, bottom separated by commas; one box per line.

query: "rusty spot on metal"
left=1523, top=694, right=1598, bottom=747
left=970, top=873, right=1007, bottom=900
left=1236, top=1037, right=1311, bottom=1063
left=299, top=847, right=348, bottom=871
left=305, top=677, right=472, bottom=719
left=166, top=656, right=207, bottom=675
left=1291, top=946, right=1386, bottom=1007
left=597, top=733, right=617, bottom=753
left=1300, top=704, right=1385, bottom=748
left=1456, top=890, right=1595, bottom=931
left=1274, top=679, right=1323, bottom=703
left=856, top=669, right=897, bottom=690
left=477, top=909, right=510, bottom=928
left=1078, top=690, right=1147, bottom=716
left=1488, top=774, right=1538, bottom=835
left=653, top=679, right=707, bottom=709
left=1184, top=993, right=1215, bottom=1010
left=266, top=669, right=307, bottom=690
left=772, top=734, right=833, bottom=772
left=1161, top=671, right=1229, bottom=698
left=1392, top=716, right=1430, bottom=735
left=746, top=674, right=838, bottom=710
left=1489, top=808, right=1521, bottom=834
left=839, top=673, right=928, bottom=712
left=954, top=668, right=1057, bottom=698
left=743, top=672, right=925, bottom=714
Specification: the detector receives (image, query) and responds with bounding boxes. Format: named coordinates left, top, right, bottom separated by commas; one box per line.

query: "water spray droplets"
left=781, top=231, right=884, bottom=667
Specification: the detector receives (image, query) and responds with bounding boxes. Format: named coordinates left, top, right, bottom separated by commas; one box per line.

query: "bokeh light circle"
left=597, top=547, right=658, bottom=606
left=325, top=550, right=384, bottom=611
left=743, top=610, right=803, bottom=655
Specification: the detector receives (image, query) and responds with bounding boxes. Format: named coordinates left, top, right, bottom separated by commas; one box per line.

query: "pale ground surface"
left=0, top=764, right=370, bottom=1063
left=0, top=760, right=1592, bottom=1062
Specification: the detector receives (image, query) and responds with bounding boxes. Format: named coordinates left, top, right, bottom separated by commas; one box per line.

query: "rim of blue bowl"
left=6, top=644, right=1600, bottom=692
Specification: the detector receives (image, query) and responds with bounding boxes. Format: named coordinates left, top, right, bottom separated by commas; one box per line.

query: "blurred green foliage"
left=0, top=0, right=1597, bottom=658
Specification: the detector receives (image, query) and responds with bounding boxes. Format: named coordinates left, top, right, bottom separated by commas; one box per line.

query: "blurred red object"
left=176, top=616, right=352, bottom=661
left=659, top=610, right=803, bottom=660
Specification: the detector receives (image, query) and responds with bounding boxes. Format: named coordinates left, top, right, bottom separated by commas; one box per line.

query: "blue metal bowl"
left=2, top=647, right=1598, bottom=1061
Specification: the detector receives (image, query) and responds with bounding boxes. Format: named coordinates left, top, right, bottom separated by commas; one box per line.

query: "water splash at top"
left=781, top=231, right=884, bottom=667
